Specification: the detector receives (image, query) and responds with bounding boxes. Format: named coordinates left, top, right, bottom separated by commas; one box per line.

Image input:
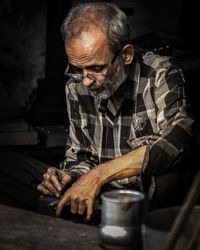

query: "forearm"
left=56, top=146, right=147, bottom=220
left=92, top=145, right=147, bottom=186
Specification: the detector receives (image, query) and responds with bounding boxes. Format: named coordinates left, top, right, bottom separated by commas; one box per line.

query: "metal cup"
left=99, top=189, right=145, bottom=250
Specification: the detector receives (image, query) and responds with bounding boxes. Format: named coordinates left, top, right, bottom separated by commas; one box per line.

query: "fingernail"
left=56, top=193, right=60, bottom=198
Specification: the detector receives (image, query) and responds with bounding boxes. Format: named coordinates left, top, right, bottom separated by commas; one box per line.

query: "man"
left=37, top=2, right=198, bottom=221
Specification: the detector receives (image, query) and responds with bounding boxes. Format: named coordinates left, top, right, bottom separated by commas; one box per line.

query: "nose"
left=82, top=70, right=95, bottom=87
left=82, top=77, right=94, bottom=87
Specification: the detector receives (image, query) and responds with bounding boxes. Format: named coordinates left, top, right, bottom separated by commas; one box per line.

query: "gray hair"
left=61, top=2, right=130, bottom=52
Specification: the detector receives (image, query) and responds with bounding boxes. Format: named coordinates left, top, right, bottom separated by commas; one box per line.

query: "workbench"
left=0, top=204, right=102, bottom=250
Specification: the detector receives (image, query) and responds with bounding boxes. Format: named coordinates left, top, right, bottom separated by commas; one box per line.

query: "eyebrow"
left=68, top=63, right=106, bottom=70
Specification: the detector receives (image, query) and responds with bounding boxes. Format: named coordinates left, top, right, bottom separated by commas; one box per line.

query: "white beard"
left=89, top=59, right=128, bottom=103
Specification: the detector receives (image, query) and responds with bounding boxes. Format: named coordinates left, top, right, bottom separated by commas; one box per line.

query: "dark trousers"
left=0, top=149, right=49, bottom=211
left=149, top=167, right=197, bottom=210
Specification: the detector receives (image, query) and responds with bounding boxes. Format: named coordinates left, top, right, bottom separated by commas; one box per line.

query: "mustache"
left=89, top=79, right=112, bottom=92
left=88, top=60, right=128, bottom=99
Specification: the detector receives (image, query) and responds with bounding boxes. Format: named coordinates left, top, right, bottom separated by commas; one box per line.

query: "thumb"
left=60, top=173, right=72, bottom=193
left=62, top=173, right=72, bottom=184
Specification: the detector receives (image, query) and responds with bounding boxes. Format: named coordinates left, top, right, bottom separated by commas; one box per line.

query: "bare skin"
left=37, top=167, right=74, bottom=197
left=66, top=30, right=115, bottom=88
left=65, top=28, right=134, bottom=89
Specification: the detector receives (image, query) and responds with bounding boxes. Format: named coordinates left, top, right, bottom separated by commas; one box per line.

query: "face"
left=65, top=29, right=128, bottom=99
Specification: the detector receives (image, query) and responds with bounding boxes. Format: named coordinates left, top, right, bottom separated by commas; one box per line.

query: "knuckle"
left=43, top=179, right=47, bottom=185
left=63, top=173, right=69, bottom=180
left=50, top=175, right=55, bottom=181
left=43, top=180, right=50, bottom=187
left=47, top=167, right=55, bottom=173
left=73, top=195, right=81, bottom=202
left=56, top=203, right=62, bottom=209
left=37, top=184, right=41, bottom=191
left=85, top=199, right=90, bottom=205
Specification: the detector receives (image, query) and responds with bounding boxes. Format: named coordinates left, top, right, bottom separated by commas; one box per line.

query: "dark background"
left=0, top=0, right=200, bottom=166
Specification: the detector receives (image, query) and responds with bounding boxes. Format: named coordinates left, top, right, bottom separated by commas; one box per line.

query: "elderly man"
left=37, top=2, right=198, bottom=220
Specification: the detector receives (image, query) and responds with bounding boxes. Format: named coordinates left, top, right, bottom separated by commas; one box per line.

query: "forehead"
left=65, top=29, right=112, bottom=63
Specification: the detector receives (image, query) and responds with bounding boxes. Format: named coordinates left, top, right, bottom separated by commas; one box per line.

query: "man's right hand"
left=37, top=167, right=72, bottom=197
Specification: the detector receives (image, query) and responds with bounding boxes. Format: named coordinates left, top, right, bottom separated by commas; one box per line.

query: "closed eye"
left=86, top=65, right=105, bottom=73
left=67, top=64, right=106, bottom=74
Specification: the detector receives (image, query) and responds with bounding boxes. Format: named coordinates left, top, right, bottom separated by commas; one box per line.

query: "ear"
left=121, top=44, right=134, bottom=65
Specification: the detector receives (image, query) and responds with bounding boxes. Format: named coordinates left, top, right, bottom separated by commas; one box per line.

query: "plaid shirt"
left=62, top=52, right=196, bottom=197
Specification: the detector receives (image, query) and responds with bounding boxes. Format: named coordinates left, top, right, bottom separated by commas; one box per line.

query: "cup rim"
left=101, top=189, right=145, bottom=203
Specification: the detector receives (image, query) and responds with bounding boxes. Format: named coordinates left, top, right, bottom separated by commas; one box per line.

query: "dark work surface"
left=38, top=195, right=101, bottom=226
left=0, top=204, right=102, bottom=250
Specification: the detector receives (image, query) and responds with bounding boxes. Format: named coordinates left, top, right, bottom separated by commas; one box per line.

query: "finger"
left=60, top=173, right=72, bottom=190
left=78, top=201, right=86, bottom=215
left=43, top=172, right=50, bottom=180
left=50, top=175, right=62, bottom=192
left=46, top=168, right=63, bottom=192
left=43, top=172, right=61, bottom=196
left=56, top=194, right=70, bottom=217
left=47, top=167, right=57, bottom=175
left=57, top=173, right=73, bottom=196
left=70, top=198, right=78, bottom=214
left=37, top=183, right=54, bottom=196
left=86, top=200, right=93, bottom=221
left=43, top=179, right=60, bottom=197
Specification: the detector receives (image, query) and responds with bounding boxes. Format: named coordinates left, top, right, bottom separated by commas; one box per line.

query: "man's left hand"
left=56, top=170, right=102, bottom=221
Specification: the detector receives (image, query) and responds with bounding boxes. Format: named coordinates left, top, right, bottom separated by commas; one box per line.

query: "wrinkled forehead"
left=65, top=29, right=113, bottom=62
